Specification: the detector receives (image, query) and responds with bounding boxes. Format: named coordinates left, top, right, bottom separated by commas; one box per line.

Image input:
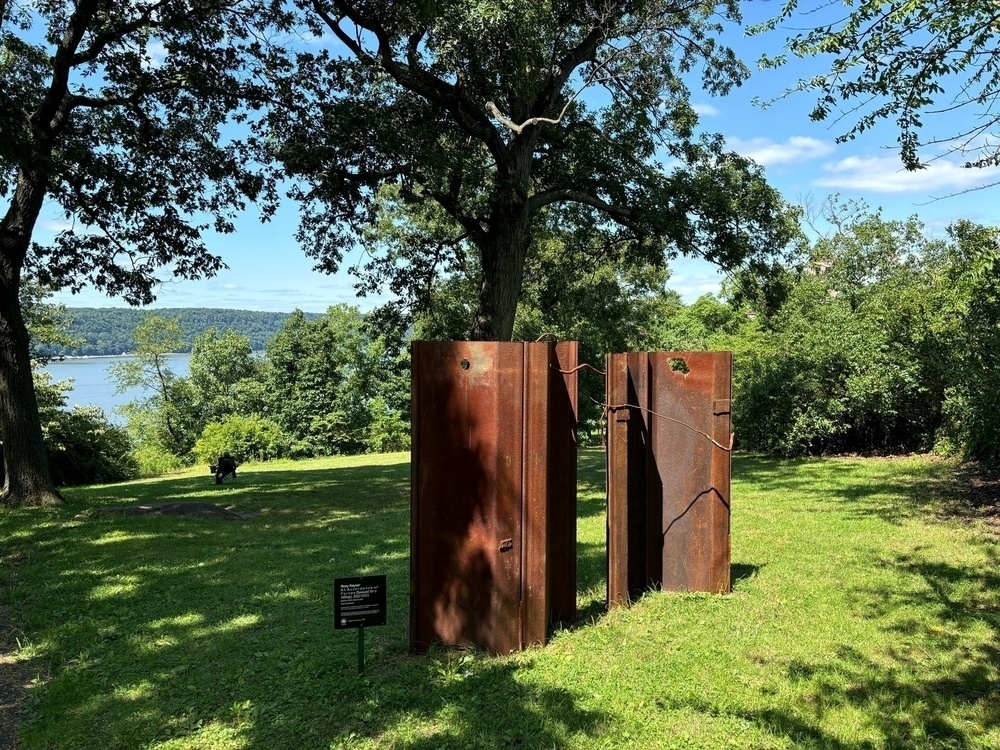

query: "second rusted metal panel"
left=606, top=351, right=732, bottom=605
left=652, top=352, right=732, bottom=594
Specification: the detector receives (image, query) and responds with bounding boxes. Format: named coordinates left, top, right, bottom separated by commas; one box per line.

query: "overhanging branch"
left=324, top=0, right=508, bottom=166
left=527, top=188, right=638, bottom=227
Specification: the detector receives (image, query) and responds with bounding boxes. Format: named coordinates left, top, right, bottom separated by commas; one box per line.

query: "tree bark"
left=471, top=208, right=532, bottom=341
left=0, top=172, right=64, bottom=508
left=469, top=131, right=538, bottom=342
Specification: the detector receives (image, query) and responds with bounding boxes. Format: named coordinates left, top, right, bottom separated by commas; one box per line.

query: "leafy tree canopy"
left=753, top=0, right=1000, bottom=175
left=714, top=202, right=1000, bottom=462
left=1, top=0, right=291, bottom=505
left=270, top=0, right=801, bottom=339
left=3, top=0, right=290, bottom=300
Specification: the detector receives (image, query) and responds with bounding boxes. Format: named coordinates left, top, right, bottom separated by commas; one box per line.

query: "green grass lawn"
left=1, top=450, right=998, bottom=749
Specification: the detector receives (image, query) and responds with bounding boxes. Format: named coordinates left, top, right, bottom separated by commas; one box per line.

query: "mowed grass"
left=1, top=450, right=998, bottom=749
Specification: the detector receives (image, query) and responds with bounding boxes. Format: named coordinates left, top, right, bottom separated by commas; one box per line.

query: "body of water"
left=42, top=354, right=192, bottom=424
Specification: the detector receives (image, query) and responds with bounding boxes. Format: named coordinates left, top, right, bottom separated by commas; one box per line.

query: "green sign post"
left=334, top=575, right=387, bottom=673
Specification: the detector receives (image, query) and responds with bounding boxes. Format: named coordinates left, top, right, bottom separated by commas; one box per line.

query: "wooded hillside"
left=43, top=308, right=320, bottom=356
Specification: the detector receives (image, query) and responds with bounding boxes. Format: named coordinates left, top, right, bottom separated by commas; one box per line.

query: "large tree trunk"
left=471, top=211, right=532, bottom=341
left=0, top=174, right=64, bottom=508
left=470, top=141, right=535, bottom=342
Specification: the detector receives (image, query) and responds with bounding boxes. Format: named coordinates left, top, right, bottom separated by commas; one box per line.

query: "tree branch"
left=527, top=188, right=638, bottom=226
left=311, top=0, right=368, bottom=60
left=66, top=92, right=138, bottom=109
left=31, top=0, right=99, bottom=134
left=324, top=0, right=509, bottom=166
left=69, top=0, right=170, bottom=66
left=486, top=94, right=577, bottom=135
left=62, top=173, right=136, bottom=264
left=425, top=187, right=487, bottom=246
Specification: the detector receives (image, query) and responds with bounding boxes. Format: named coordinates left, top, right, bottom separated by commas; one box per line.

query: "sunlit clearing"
left=79, top=681, right=158, bottom=714
left=111, top=680, right=156, bottom=702
left=148, top=613, right=264, bottom=641
left=155, top=720, right=250, bottom=749
left=148, top=613, right=207, bottom=630
left=89, top=574, right=142, bottom=600
left=196, top=613, right=262, bottom=636
left=90, top=530, right=160, bottom=545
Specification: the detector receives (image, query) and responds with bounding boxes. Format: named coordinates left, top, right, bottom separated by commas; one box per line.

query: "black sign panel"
left=334, top=575, right=387, bottom=629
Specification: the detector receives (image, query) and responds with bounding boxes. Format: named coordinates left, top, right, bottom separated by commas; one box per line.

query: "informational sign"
left=334, top=575, right=387, bottom=629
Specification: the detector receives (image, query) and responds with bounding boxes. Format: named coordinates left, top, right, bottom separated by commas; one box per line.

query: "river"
left=41, top=353, right=192, bottom=424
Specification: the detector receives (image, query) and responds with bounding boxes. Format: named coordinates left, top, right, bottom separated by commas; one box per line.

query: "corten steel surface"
left=410, top=341, right=578, bottom=654
left=606, top=351, right=732, bottom=605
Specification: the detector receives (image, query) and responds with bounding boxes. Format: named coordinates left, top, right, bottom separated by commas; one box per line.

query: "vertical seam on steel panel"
left=519, top=342, right=527, bottom=647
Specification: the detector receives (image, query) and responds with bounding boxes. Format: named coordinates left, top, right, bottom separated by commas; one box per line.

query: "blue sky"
left=42, top=2, right=1000, bottom=314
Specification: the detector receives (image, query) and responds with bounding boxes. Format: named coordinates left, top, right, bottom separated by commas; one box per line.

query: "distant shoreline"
left=47, top=352, right=182, bottom=360
left=47, top=308, right=316, bottom=360
left=45, top=351, right=260, bottom=362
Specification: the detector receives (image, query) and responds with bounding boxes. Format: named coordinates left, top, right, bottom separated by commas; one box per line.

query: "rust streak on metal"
left=411, top=341, right=578, bottom=655
left=605, top=351, right=733, bottom=604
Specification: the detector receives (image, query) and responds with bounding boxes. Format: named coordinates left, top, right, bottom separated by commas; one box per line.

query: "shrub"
left=193, top=414, right=290, bottom=464
left=132, top=443, right=187, bottom=477
left=43, top=406, right=138, bottom=486
left=364, top=397, right=409, bottom=453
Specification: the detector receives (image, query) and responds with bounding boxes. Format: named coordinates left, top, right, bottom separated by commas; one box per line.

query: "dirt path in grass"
left=946, top=462, right=1000, bottom=538
left=0, top=600, right=28, bottom=750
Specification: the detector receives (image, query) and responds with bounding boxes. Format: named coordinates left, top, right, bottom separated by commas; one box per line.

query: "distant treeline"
left=43, top=307, right=321, bottom=356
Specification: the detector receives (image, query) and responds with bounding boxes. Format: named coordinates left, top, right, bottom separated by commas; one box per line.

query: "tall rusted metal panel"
left=606, top=351, right=732, bottom=605
left=410, top=341, right=578, bottom=654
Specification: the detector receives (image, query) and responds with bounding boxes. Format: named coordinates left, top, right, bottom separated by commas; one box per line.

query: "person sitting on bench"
left=213, top=452, right=238, bottom=484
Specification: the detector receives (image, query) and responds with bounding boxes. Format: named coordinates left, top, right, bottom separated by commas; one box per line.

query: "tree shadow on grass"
left=658, top=545, right=1000, bottom=749
left=733, top=453, right=964, bottom=529
left=8, top=455, right=609, bottom=749
left=314, top=654, right=607, bottom=749
left=793, top=547, right=1000, bottom=749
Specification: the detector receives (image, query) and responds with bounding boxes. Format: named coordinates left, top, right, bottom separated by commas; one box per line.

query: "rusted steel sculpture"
left=606, top=351, right=732, bottom=605
left=410, top=341, right=578, bottom=654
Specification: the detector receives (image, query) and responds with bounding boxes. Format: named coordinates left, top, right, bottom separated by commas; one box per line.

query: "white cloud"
left=728, top=136, right=835, bottom=166
left=142, top=41, right=167, bottom=68
left=692, top=103, right=720, bottom=117
left=814, top=155, right=999, bottom=194
left=667, top=280, right=722, bottom=303
left=41, top=219, right=74, bottom=234
left=667, top=266, right=725, bottom=303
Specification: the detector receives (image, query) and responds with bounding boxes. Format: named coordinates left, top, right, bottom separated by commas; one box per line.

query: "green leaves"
left=937, top=221, right=1000, bottom=463
left=720, top=206, right=1000, bottom=462
left=755, top=0, right=1000, bottom=173
left=271, top=0, right=794, bottom=338
left=189, top=328, right=260, bottom=424
left=262, top=305, right=408, bottom=456
left=3, top=0, right=291, bottom=299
